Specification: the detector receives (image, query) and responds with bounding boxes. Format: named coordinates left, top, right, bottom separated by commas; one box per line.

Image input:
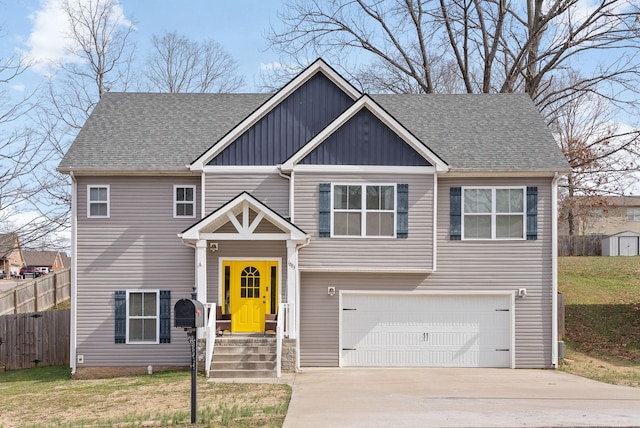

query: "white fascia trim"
left=443, top=169, right=570, bottom=178
left=190, top=59, right=362, bottom=171
left=202, top=166, right=280, bottom=174
left=59, top=169, right=198, bottom=177
left=432, top=173, right=438, bottom=272
left=281, top=95, right=449, bottom=172
left=293, top=165, right=436, bottom=174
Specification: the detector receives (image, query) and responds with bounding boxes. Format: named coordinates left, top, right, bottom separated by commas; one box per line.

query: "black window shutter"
left=450, top=187, right=462, bottom=240
left=319, top=183, right=331, bottom=237
left=114, top=291, right=126, bottom=344
left=159, top=290, right=171, bottom=343
left=397, top=184, right=409, bottom=238
left=526, top=187, right=538, bottom=240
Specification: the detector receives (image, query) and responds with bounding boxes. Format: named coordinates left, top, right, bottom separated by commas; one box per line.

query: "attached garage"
left=340, top=292, right=514, bottom=368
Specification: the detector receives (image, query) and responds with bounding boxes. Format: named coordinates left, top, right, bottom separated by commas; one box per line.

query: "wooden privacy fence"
left=0, top=268, right=70, bottom=316
left=558, top=235, right=602, bottom=256
left=0, top=309, right=70, bottom=370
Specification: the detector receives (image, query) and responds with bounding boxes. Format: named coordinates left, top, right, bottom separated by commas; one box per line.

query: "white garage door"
left=619, top=237, right=639, bottom=256
left=341, top=293, right=513, bottom=368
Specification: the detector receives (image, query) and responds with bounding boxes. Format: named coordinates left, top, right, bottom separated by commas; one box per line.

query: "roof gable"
left=179, top=192, right=308, bottom=243
left=208, top=72, right=354, bottom=166
left=190, top=59, right=361, bottom=170
left=300, top=107, right=431, bottom=167
left=282, top=96, right=448, bottom=172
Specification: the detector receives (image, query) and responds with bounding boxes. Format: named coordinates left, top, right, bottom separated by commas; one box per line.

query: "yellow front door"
left=223, top=260, right=278, bottom=333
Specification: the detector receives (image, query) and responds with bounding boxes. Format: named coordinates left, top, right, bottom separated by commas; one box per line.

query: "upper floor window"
left=174, top=185, right=196, bottom=218
left=87, top=185, right=110, bottom=218
left=463, top=187, right=525, bottom=240
left=332, top=184, right=395, bottom=237
left=127, top=290, right=159, bottom=344
left=628, top=208, right=640, bottom=221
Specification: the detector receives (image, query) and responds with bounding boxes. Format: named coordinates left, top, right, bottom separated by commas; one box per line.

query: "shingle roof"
left=22, top=251, right=60, bottom=267
left=58, top=92, right=569, bottom=173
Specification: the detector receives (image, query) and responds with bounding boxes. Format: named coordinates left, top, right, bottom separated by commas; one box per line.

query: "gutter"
left=551, top=172, right=559, bottom=368
left=69, top=171, right=78, bottom=376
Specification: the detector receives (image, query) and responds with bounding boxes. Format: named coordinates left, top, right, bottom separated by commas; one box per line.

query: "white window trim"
left=627, top=208, right=640, bottom=221
left=330, top=183, right=397, bottom=238
left=87, top=185, right=110, bottom=218
left=461, top=186, right=527, bottom=240
left=173, top=185, right=196, bottom=218
left=125, top=290, right=160, bottom=344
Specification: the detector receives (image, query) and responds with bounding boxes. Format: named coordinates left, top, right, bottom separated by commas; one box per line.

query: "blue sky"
left=1, top=0, right=287, bottom=92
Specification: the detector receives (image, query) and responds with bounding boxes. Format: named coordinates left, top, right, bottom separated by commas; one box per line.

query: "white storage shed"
left=601, top=231, right=640, bottom=256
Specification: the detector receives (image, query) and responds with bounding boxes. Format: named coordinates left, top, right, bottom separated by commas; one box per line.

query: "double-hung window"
left=628, top=208, right=640, bottom=221
left=87, top=185, right=109, bottom=218
left=463, top=187, right=525, bottom=239
left=127, top=290, right=159, bottom=344
left=332, top=184, right=395, bottom=237
left=174, top=185, right=196, bottom=218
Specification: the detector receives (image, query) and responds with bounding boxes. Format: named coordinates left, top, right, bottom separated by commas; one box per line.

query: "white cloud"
left=24, top=0, right=77, bottom=72
left=11, top=83, right=26, bottom=92
left=23, top=0, right=133, bottom=75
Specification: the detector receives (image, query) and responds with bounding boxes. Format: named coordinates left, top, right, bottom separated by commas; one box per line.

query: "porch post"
left=195, top=239, right=208, bottom=340
left=195, top=240, right=208, bottom=303
left=286, top=240, right=298, bottom=339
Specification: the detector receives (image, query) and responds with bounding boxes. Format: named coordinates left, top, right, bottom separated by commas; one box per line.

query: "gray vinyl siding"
left=431, top=177, right=553, bottom=368
left=205, top=241, right=288, bottom=307
left=299, top=177, right=554, bottom=369
left=75, top=176, right=199, bottom=367
left=204, top=174, right=289, bottom=218
left=295, top=172, right=433, bottom=270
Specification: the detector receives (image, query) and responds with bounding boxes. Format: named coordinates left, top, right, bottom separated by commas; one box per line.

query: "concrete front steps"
left=209, top=334, right=277, bottom=379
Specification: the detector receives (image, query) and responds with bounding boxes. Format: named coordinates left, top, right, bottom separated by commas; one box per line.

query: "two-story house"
left=58, top=59, right=570, bottom=378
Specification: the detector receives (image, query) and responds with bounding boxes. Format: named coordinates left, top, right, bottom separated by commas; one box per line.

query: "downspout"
left=277, top=165, right=293, bottom=221
left=69, top=171, right=78, bottom=376
left=552, top=172, right=559, bottom=368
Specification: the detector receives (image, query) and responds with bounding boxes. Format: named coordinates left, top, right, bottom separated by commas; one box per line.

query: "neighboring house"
left=559, top=195, right=640, bottom=236
left=60, top=252, right=72, bottom=269
left=0, top=233, right=25, bottom=279
left=22, top=250, right=65, bottom=272
left=57, top=59, right=570, bottom=378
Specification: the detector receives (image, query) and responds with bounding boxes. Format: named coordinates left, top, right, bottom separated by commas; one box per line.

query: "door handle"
left=423, top=332, right=429, bottom=341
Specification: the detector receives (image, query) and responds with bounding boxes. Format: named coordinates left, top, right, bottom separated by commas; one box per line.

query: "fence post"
left=53, top=272, right=58, bottom=305
left=34, top=281, right=38, bottom=313
left=13, top=290, right=17, bottom=315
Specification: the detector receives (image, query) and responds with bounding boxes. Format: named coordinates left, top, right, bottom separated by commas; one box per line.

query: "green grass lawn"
left=0, top=367, right=291, bottom=427
left=558, top=256, right=640, bottom=386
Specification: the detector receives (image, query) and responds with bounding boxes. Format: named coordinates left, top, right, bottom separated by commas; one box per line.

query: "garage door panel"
left=341, top=293, right=512, bottom=368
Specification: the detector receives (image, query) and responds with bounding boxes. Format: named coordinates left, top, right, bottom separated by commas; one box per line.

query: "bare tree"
left=267, top=0, right=640, bottom=117
left=50, top=0, right=136, bottom=130
left=549, top=77, right=640, bottom=236
left=144, top=31, right=245, bottom=93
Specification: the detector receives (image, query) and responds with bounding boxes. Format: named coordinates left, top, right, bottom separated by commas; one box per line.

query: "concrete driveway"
left=282, top=368, right=640, bottom=427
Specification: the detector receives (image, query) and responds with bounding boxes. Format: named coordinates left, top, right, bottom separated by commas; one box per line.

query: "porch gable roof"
left=179, top=191, right=309, bottom=243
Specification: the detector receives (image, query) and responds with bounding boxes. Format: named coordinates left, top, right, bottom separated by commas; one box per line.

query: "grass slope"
left=559, top=256, right=640, bottom=386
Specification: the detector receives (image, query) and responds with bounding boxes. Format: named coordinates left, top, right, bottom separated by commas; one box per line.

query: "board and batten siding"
left=295, top=172, right=433, bottom=271
left=205, top=240, right=288, bottom=306
left=76, top=176, right=199, bottom=367
left=299, top=177, right=554, bottom=369
left=204, top=174, right=289, bottom=217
